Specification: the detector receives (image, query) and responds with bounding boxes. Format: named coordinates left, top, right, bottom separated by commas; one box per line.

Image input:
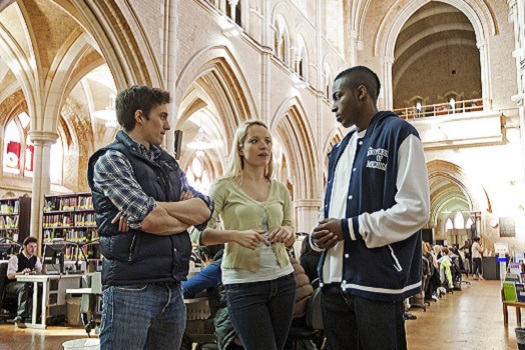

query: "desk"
left=185, top=297, right=210, bottom=320
left=16, top=274, right=82, bottom=329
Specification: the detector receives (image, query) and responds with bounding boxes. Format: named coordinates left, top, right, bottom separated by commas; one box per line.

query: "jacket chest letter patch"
left=366, top=147, right=388, bottom=171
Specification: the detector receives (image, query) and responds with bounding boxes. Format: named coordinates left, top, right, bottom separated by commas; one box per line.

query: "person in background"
left=87, top=85, right=213, bottom=350
left=180, top=245, right=225, bottom=350
left=471, top=236, right=484, bottom=280
left=299, top=235, right=321, bottom=283
left=311, top=66, right=430, bottom=350
left=459, top=239, right=471, bottom=277
left=196, top=120, right=296, bottom=350
left=6, top=236, right=45, bottom=328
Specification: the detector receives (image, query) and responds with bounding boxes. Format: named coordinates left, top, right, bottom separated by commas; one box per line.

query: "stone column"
left=164, top=0, right=179, bottom=155
left=294, top=199, right=323, bottom=234
left=227, top=0, right=239, bottom=23
left=28, top=131, right=58, bottom=247
left=476, top=39, right=492, bottom=109
left=382, top=55, right=395, bottom=110
left=508, top=0, right=525, bottom=190
left=348, top=30, right=359, bottom=67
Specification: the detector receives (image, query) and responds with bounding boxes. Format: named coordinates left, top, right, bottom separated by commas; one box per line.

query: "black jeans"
left=321, top=285, right=406, bottom=350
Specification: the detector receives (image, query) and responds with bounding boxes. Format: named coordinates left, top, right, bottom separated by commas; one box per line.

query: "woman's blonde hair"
left=226, top=119, right=273, bottom=180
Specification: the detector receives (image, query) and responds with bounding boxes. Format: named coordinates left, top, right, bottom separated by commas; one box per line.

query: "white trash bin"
left=62, top=338, right=100, bottom=350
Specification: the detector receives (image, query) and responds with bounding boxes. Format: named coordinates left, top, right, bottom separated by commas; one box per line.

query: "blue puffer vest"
left=87, top=137, right=191, bottom=286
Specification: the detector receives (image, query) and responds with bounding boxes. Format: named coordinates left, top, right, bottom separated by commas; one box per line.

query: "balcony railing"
left=393, top=98, right=490, bottom=120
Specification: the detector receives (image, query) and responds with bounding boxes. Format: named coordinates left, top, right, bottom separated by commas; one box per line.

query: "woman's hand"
left=233, top=230, right=269, bottom=250
left=269, top=226, right=295, bottom=247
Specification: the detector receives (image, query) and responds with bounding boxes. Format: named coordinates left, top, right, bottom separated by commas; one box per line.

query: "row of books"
left=0, top=201, right=19, bottom=214
left=43, top=227, right=99, bottom=243
left=43, top=196, right=93, bottom=212
left=54, top=245, right=101, bottom=260
left=42, top=213, right=96, bottom=227
left=0, top=215, right=19, bottom=229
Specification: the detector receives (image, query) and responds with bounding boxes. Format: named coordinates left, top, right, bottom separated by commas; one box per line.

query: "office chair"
left=78, top=271, right=103, bottom=336
left=287, top=286, right=326, bottom=350
left=0, top=262, right=18, bottom=322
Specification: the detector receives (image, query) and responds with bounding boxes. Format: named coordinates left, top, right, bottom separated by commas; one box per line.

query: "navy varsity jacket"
left=320, top=111, right=430, bottom=301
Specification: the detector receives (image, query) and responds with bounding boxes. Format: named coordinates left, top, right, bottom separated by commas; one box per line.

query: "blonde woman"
left=198, top=120, right=296, bottom=350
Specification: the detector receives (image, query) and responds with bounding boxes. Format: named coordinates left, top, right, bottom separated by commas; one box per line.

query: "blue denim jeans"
left=321, top=285, right=406, bottom=350
left=225, top=273, right=296, bottom=350
left=100, top=282, right=186, bottom=350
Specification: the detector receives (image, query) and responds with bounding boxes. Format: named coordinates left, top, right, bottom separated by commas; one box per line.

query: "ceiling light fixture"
left=187, top=128, right=214, bottom=150
left=93, top=93, right=117, bottom=128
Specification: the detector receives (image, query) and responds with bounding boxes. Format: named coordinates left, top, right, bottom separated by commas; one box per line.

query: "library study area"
left=0, top=193, right=103, bottom=335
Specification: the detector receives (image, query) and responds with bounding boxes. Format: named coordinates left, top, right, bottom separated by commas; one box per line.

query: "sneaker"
left=14, top=317, right=26, bottom=328
left=431, top=293, right=439, bottom=301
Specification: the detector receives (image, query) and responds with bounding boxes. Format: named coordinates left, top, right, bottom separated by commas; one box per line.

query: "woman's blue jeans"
left=225, top=273, right=296, bottom=350
left=100, top=282, right=186, bottom=350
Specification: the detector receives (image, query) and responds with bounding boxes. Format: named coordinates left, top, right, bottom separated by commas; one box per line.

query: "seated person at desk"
left=182, top=245, right=223, bottom=301
left=180, top=245, right=242, bottom=350
left=6, top=236, right=45, bottom=328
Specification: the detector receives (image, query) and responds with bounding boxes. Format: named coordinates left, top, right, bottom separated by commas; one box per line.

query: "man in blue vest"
left=87, top=85, right=213, bottom=350
left=311, top=66, right=430, bottom=349
left=6, top=236, right=44, bottom=328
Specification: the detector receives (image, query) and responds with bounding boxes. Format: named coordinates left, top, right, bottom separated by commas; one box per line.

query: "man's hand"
left=179, top=191, right=194, bottom=201
left=233, top=230, right=269, bottom=250
left=111, top=212, right=129, bottom=232
left=312, top=218, right=344, bottom=250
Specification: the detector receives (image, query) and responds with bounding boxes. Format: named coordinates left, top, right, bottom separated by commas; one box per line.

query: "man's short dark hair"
left=473, top=236, right=481, bottom=242
left=335, top=66, right=381, bottom=102
left=199, top=244, right=224, bottom=260
left=115, top=85, right=171, bottom=132
left=23, top=236, right=37, bottom=246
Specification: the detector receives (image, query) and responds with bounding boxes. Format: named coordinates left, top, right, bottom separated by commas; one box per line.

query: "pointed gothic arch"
left=373, top=0, right=497, bottom=109
left=271, top=97, right=318, bottom=201
left=426, top=159, right=492, bottom=227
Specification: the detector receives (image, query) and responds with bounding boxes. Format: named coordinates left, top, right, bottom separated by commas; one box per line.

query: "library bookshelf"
left=42, top=192, right=100, bottom=266
left=0, top=196, right=30, bottom=244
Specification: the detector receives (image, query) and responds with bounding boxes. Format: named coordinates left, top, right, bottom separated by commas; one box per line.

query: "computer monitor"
left=43, top=242, right=66, bottom=274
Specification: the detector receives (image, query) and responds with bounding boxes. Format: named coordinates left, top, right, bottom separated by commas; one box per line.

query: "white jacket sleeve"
left=356, top=134, right=430, bottom=248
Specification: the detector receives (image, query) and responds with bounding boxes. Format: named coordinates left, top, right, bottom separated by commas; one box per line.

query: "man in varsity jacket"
left=311, top=66, right=430, bottom=350
left=6, top=236, right=44, bottom=328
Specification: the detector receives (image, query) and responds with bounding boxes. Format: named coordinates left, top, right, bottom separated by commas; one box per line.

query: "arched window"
left=465, top=217, right=473, bottom=228
left=3, top=112, right=30, bottom=176
left=185, top=155, right=211, bottom=195
left=445, top=218, right=454, bottom=231
left=324, top=63, right=333, bottom=99
left=2, top=111, right=63, bottom=184
left=23, top=135, right=34, bottom=177
left=454, top=212, right=465, bottom=229
left=274, top=15, right=289, bottom=64
left=295, top=36, right=308, bottom=79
